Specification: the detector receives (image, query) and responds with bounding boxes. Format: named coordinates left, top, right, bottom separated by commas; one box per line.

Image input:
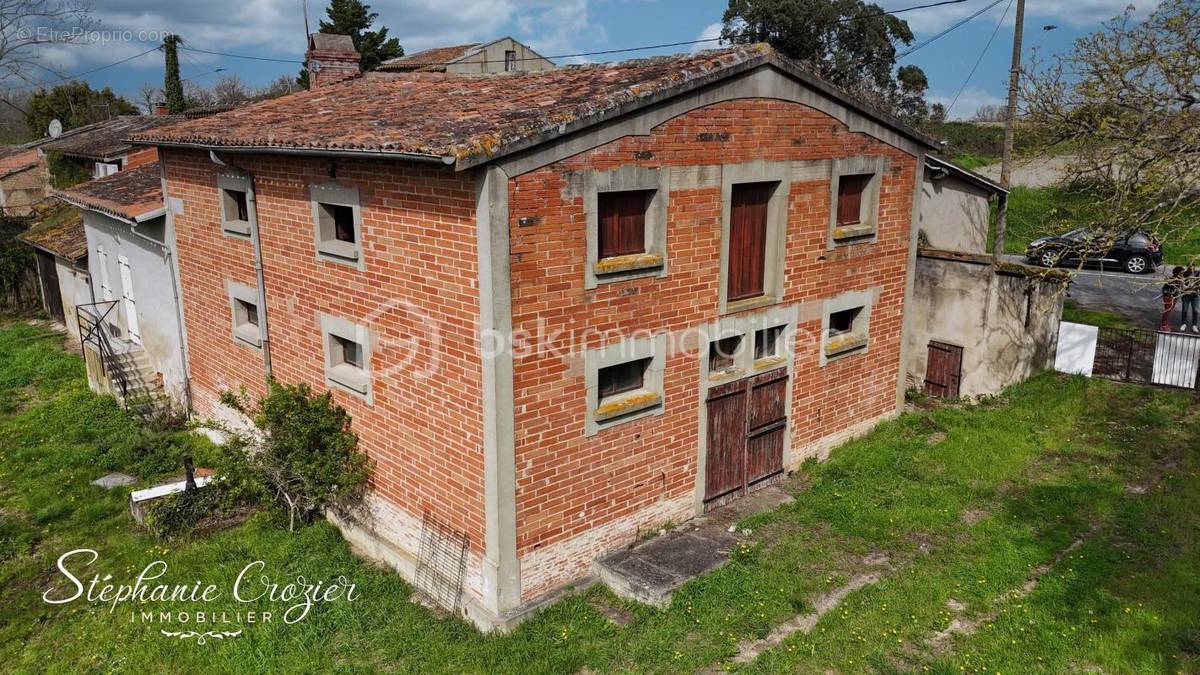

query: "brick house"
left=37, top=115, right=179, bottom=179
left=132, top=43, right=935, bottom=630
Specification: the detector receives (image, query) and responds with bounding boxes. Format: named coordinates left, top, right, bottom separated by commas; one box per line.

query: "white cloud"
left=928, top=86, right=1005, bottom=120
left=691, top=22, right=725, bottom=53
left=876, top=0, right=1160, bottom=35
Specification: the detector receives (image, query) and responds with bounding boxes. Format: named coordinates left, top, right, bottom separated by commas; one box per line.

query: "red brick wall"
left=507, top=98, right=916, bottom=599
left=123, top=146, right=159, bottom=171
left=162, top=148, right=487, bottom=551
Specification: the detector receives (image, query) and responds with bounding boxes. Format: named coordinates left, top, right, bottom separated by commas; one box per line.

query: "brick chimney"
left=305, top=33, right=361, bottom=89
left=153, top=101, right=169, bottom=116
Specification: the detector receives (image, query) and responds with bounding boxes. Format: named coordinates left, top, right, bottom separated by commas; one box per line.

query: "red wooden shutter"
left=837, top=174, right=869, bottom=226
left=598, top=191, right=648, bottom=258
left=728, top=183, right=772, bottom=301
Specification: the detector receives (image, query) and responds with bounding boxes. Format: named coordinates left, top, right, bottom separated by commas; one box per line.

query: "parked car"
left=1026, top=227, right=1162, bottom=274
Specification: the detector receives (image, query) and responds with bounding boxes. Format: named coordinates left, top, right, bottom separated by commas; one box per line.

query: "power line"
left=945, top=0, right=1014, bottom=117
left=3, top=46, right=160, bottom=92
left=900, top=0, right=1008, bottom=57
left=180, top=0, right=971, bottom=69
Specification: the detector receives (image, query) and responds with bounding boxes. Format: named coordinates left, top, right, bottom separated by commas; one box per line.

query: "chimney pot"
left=153, top=101, right=169, bottom=116
left=305, top=33, right=361, bottom=89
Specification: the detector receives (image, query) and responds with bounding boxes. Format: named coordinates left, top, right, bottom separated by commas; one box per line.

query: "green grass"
left=1001, top=185, right=1200, bottom=264
left=951, top=153, right=995, bottom=171
left=1062, top=299, right=1133, bottom=330
left=2, top=320, right=1199, bottom=673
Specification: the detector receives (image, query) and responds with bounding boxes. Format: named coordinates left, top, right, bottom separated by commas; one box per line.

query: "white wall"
left=83, top=210, right=187, bottom=405
left=447, top=38, right=554, bottom=74
left=54, top=258, right=92, bottom=341
left=919, top=172, right=992, bottom=254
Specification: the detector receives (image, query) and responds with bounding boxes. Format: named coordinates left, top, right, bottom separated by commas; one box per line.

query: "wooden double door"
left=704, top=368, right=788, bottom=505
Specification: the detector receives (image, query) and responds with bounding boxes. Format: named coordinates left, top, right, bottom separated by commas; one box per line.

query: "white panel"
left=1152, top=332, right=1200, bottom=389
left=1054, top=322, right=1099, bottom=376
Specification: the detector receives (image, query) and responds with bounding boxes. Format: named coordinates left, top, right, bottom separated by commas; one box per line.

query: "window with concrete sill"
left=825, top=307, right=868, bottom=357
left=707, top=334, right=745, bottom=381
left=231, top=298, right=260, bottom=347
left=221, top=187, right=250, bottom=236
left=594, top=189, right=663, bottom=278
left=753, top=324, right=788, bottom=370
left=315, top=201, right=360, bottom=262
left=326, top=333, right=368, bottom=394
left=595, top=357, right=660, bottom=422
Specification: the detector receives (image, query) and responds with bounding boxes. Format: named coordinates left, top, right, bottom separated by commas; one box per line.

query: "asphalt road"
left=1001, top=254, right=1169, bottom=329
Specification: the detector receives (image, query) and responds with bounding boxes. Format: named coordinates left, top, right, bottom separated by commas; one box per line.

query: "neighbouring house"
left=906, top=154, right=1066, bottom=399
left=379, top=37, right=554, bottom=73
left=17, top=202, right=90, bottom=336
left=0, top=146, right=47, bottom=216
left=51, top=162, right=187, bottom=408
left=36, top=114, right=181, bottom=182
left=132, top=42, right=937, bottom=631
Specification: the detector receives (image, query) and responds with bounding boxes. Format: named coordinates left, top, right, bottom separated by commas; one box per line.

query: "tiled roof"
left=0, top=148, right=39, bottom=178
left=39, top=115, right=186, bottom=161
left=18, top=201, right=86, bottom=261
left=51, top=161, right=164, bottom=222
left=130, top=45, right=937, bottom=167
left=379, top=43, right=481, bottom=72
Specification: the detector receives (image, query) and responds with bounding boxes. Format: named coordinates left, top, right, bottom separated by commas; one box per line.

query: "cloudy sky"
left=3, top=0, right=1159, bottom=121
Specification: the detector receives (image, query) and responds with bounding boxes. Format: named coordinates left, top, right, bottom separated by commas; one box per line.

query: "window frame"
left=584, top=334, right=667, bottom=436
left=827, top=156, right=887, bottom=247
left=820, top=288, right=877, bottom=365
left=227, top=281, right=261, bottom=349
left=311, top=183, right=364, bottom=269
left=319, top=312, right=374, bottom=401
left=582, top=166, right=669, bottom=289
left=217, top=173, right=253, bottom=238
left=718, top=161, right=791, bottom=315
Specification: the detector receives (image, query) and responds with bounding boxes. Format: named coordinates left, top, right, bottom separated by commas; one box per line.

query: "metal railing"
left=1092, top=326, right=1200, bottom=391
left=76, top=300, right=130, bottom=398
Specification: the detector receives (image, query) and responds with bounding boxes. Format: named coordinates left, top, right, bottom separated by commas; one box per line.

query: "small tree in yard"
left=1022, top=0, right=1200, bottom=253
left=220, top=381, right=371, bottom=531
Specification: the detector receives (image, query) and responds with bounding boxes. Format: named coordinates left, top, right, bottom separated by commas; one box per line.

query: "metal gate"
left=1092, top=326, right=1200, bottom=390
left=924, top=341, right=963, bottom=398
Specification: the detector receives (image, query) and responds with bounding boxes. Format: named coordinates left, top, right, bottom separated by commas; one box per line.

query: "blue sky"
left=4, top=0, right=1160, bottom=121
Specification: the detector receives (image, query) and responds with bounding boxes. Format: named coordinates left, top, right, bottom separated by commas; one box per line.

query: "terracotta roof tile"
left=39, top=115, right=186, bottom=161
left=131, top=45, right=936, bottom=166
left=51, top=161, right=163, bottom=222
left=0, top=148, right=39, bottom=178
left=18, top=201, right=86, bottom=261
left=379, top=43, right=481, bottom=72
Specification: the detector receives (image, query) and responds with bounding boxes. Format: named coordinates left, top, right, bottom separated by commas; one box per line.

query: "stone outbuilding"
left=379, top=37, right=554, bottom=74
left=906, top=155, right=1066, bottom=399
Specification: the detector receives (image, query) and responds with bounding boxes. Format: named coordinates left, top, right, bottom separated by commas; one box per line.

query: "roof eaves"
left=925, top=154, right=1006, bottom=195
left=136, top=139, right=455, bottom=165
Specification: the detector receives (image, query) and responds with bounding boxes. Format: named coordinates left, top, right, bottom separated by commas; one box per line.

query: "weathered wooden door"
left=705, top=368, right=787, bottom=504
left=35, top=251, right=64, bottom=323
left=924, top=341, right=963, bottom=398
left=727, top=183, right=771, bottom=301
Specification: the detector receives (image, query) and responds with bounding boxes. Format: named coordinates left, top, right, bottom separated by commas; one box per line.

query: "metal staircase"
left=76, top=301, right=165, bottom=408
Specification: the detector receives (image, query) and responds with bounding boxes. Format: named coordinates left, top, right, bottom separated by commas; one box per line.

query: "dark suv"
left=1025, top=227, right=1162, bottom=274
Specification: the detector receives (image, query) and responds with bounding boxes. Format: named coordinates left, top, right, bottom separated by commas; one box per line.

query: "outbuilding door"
left=117, top=255, right=141, bottom=345
left=704, top=368, right=788, bottom=505
left=924, top=341, right=963, bottom=398
left=34, top=251, right=64, bottom=323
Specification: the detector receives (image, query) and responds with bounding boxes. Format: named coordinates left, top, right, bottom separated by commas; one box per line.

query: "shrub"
left=218, top=381, right=371, bottom=531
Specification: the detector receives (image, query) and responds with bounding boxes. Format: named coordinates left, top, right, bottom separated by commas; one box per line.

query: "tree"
left=162, top=34, right=184, bottom=113
left=137, top=83, right=161, bottom=114
left=298, top=0, right=403, bottom=88
left=23, top=81, right=138, bottom=137
left=721, top=0, right=929, bottom=122
left=974, top=104, right=1004, bottom=122
left=1023, top=0, right=1200, bottom=251
left=210, top=73, right=249, bottom=105
left=0, top=0, right=93, bottom=84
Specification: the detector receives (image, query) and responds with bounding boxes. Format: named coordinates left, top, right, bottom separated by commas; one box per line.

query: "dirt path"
left=976, top=154, right=1074, bottom=188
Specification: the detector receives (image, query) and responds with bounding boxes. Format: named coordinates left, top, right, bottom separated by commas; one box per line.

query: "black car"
left=1025, top=227, right=1162, bottom=274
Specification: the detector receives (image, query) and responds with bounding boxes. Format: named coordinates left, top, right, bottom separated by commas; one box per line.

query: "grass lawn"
left=2, top=319, right=1199, bottom=673
left=1062, top=299, right=1134, bottom=330
left=1002, top=185, right=1200, bottom=264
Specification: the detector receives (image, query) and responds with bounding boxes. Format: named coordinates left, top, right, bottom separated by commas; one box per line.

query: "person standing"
left=1181, top=263, right=1199, bottom=332
left=1162, top=266, right=1185, bottom=332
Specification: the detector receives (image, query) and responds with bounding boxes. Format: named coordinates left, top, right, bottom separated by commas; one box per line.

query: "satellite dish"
left=48, top=119, right=62, bottom=138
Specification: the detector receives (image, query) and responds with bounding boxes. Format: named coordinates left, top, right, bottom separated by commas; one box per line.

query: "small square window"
left=598, top=357, right=649, bottom=400
left=318, top=202, right=357, bottom=244
left=837, top=174, right=871, bottom=226
left=236, top=299, right=258, bottom=327
left=829, top=307, right=861, bottom=337
left=708, top=335, right=742, bottom=373
left=597, top=190, right=651, bottom=259
left=224, top=188, right=249, bottom=223
left=333, top=334, right=363, bottom=369
left=754, top=325, right=786, bottom=360
left=228, top=283, right=261, bottom=348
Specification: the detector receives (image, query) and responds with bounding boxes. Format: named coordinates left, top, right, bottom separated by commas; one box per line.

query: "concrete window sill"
left=594, top=252, right=664, bottom=277
left=824, top=333, right=869, bottom=358
left=327, top=363, right=369, bottom=396
left=753, top=355, right=788, bottom=372
left=318, top=239, right=362, bottom=266
left=232, top=325, right=261, bottom=348
left=725, top=294, right=779, bottom=315
left=708, top=366, right=746, bottom=383
left=222, top=220, right=251, bottom=238
left=832, top=222, right=876, bottom=243
left=594, top=389, right=661, bottom=423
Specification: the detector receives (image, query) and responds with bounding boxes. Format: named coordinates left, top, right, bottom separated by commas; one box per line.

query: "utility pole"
left=993, top=0, right=1025, bottom=258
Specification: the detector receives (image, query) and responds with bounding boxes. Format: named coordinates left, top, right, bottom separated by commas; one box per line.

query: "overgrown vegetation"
left=1, top=320, right=1198, bottom=672
left=1062, top=299, right=1132, bottom=330
left=44, top=151, right=92, bottom=188
left=0, top=216, right=37, bottom=311
left=219, top=381, right=371, bottom=531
